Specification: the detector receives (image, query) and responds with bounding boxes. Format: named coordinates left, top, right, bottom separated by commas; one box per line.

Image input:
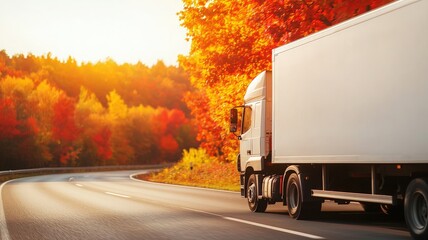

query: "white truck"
left=229, top=0, right=428, bottom=238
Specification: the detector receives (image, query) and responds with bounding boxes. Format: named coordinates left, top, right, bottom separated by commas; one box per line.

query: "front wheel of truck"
left=405, top=178, right=428, bottom=240
left=247, top=174, right=267, bottom=212
left=286, top=173, right=321, bottom=220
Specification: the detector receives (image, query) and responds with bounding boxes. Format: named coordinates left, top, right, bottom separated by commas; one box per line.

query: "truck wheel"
left=247, top=174, right=267, bottom=212
left=405, top=178, right=428, bottom=240
left=286, top=173, right=321, bottom=219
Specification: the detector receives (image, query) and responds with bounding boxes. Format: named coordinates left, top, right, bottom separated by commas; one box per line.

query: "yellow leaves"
left=149, top=147, right=239, bottom=191
left=0, top=76, right=34, bottom=100
left=107, top=90, right=128, bottom=121
left=76, top=87, right=105, bottom=124
left=29, top=80, right=61, bottom=110
left=181, top=147, right=214, bottom=166
left=28, top=80, right=62, bottom=138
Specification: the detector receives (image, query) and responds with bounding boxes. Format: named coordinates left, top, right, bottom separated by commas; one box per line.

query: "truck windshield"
left=242, top=106, right=252, bottom=134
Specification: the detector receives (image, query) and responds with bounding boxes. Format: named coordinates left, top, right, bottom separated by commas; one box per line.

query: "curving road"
left=0, top=170, right=412, bottom=240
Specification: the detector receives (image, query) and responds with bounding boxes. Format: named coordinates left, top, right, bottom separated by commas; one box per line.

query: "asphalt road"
left=0, top=170, right=412, bottom=240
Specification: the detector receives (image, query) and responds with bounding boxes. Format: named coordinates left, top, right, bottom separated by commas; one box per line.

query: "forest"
left=1, top=0, right=394, bottom=173
left=0, top=51, right=197, bottom=170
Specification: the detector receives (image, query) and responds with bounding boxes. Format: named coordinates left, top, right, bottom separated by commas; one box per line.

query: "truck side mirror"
left=230, top=108, right=238, bottom=133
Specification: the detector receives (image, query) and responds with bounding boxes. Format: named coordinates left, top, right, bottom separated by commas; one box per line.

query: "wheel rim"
left=288, top=181, right=299, bottom=214
left=248, top=182, right=256, bottom=204
left=410, top=191, right=428, bottom=230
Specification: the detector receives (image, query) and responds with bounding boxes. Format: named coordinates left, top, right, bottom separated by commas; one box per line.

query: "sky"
left=0, top=0, right=190, bottom=66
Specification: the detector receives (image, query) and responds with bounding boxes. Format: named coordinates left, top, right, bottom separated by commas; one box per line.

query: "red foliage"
left=152, top=108, right=187, bottom=136
left=152, top=109, right=169, bottom=134
left=52, top=94, right=79, bottom=142
left=0, top=98, right=20, bottom=138
left=59, top=146, right=81, bottom=165
left=92, top=126, right=112, bottom=160
left=183, top=90, right=223, bottom=157
left=23, top=117, right=39, bottom=135
left=167, top=109, right=187, bottom=133
left=160, top=134, right=179, bottom=153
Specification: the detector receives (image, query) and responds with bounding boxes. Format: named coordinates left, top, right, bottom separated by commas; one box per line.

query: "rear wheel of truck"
left=286, top=173, right=321, bottom=220
left=247, top=174, right=267, bottom=212
left=405, top=178, right=428, bottom=240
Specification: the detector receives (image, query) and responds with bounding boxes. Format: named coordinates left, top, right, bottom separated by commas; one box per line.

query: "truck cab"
left=230, top=71, right=273, bottom=199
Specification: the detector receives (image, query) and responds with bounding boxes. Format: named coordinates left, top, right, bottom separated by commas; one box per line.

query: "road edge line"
left=182, top=207, right=325, bottom=239
left=0, top=179, right=14, bottom=240
left=105, top=192, right=131, bottom=199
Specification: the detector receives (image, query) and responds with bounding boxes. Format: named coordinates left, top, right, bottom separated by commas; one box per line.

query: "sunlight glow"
left=0, top=0, right=189, bottom=66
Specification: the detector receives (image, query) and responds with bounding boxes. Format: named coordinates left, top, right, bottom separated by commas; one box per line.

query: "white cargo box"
left=272, top=0, right=428, bottom=164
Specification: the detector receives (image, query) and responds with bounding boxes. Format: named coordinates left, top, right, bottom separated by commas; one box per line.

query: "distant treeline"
left=0, top=50, right=198, bottom=170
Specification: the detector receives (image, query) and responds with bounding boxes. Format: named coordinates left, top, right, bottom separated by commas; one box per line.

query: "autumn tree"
left=0, top=98, right=20, bottom=139
left=91, top=126, right=112, bottom=163
left=0, top=78, right=43, bottom=169
left=179, top=0, right=393, bottom=161
left=75, top=87, right=110, bottom=166
left=28, top=80, right=61, bottom=163
left=252, top=0, right=393, bottom=44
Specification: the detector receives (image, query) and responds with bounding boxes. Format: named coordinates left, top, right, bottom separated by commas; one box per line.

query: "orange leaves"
left=180, top=0, right=269, bottom=86
left=179, top=0, right=394, bottom=162
left=179, top=0, right=276, bottom=160
left=254, top=0, right=394, bottom=45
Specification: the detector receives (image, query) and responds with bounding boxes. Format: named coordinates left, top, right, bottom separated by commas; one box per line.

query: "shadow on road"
left=265, top=202, right=408, bottom=232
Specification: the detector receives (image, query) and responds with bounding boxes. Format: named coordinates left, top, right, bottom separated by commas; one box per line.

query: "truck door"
left=252, top=102, right=262, bottom=156
left=240, top=105, right=253, bottom=169
left=240, top=102, right=263, bottom=170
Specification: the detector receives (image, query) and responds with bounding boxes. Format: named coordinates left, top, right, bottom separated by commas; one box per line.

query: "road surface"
left=0, top=170, right=412, bottom=240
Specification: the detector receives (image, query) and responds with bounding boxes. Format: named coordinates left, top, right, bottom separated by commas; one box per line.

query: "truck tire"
left=286, top=173, right=321, bottom=219
left=405, top=178, right=428, bottom=240
left=247, top=174, right=267, bottom=212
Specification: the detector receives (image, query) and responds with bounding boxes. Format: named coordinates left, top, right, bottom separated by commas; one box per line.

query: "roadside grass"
left=140, top=148, right=240, bottom=192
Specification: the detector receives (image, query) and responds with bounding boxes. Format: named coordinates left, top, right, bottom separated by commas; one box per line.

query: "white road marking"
left=181, top=207, right=223, bottom=217
left=0, top=180, right=13, bottom=240
left=105, top=192, right=131, bottom=199
left=223, top=217, right=325, bottom=239
left=182, top=207, right=325, bottom=239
